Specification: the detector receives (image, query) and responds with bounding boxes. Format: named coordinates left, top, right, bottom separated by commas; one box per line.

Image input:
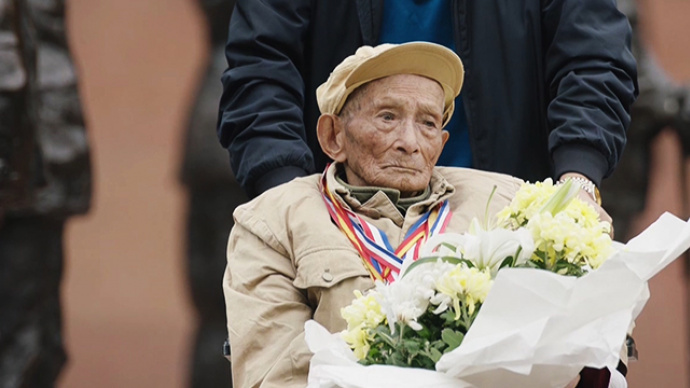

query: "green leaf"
left=439, top=242, right=459, bottom=252
left=403, top=339, right=421, bottom=354
left=441, top=329, right=464, bottom=352
left=440, top=310, right=456, bottom=325
left=531, top=251, right=548, bottom=268
left=499, top=255, right=515, bottom=269
left=428, top=347, right=443, bottom=363
left=483, top=185, right=498, bottom=230
left=374, top=327, right=398, bottom=348
left=390, top=352, right=406, bottom=366
left=553, top=260, right=585, bottom=277
left=416, top=325, right=432, bottom=340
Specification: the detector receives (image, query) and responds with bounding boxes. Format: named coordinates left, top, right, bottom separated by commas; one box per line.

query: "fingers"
left=564, top=374, right=581, bottom=388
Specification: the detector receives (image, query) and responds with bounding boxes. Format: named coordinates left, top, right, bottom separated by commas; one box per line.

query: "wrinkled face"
left=336, top=74, right=449, bottom=197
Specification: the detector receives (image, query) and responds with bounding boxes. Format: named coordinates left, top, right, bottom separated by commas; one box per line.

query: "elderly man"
left=223, top=42, right=600, bottom=388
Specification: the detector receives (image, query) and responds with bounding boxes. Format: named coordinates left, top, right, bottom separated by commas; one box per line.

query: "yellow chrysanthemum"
left=498, top=180, right=613, bottom=273
left=435, top=265, right=493, bottom=318
left=341, top=290, right=386, bottom=331
left=341, top=325, right=371, bottom=360
left=340, top=290, right=387, bottom=358
left=497, top=179, right=560, bottom=228
left=527, top=207, right=612, bottom=270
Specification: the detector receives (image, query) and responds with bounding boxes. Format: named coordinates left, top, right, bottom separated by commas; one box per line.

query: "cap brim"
left=340, top=42, right=464, bottom=116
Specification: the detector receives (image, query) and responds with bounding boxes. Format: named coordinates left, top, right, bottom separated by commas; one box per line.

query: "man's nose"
left=395, top=119, right=420, bottom=154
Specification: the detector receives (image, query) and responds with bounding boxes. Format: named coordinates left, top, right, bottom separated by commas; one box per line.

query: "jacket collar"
left=325, top=163, right=455, bottom=226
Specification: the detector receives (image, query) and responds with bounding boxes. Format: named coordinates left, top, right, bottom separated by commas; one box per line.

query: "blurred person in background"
left=602, top=0, right=690, bottom=240
left=597, top=1, right=690, bottom=384
left=0, top=0, right=91, bottom=386
left=179, top=0, right=243, bottom=386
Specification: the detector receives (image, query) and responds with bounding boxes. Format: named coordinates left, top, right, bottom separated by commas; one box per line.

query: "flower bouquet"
left=305, top=179, right=690, bottom=388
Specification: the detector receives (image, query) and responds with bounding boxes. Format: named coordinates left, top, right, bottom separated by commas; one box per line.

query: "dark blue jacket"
left=218, top=0, right=638, bottom=198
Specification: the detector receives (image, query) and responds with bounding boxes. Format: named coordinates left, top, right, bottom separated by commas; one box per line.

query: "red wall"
left=61, top=0, right=205, bottom=386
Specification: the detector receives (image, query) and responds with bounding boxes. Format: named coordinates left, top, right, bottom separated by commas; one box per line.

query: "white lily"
left=539, top=178, right=580, bottom=216
left=420, top=219, right=535, bottom=276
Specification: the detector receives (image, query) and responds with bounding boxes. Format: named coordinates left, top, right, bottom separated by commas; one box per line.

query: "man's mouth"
left=385, top=165, right=419, bottom=172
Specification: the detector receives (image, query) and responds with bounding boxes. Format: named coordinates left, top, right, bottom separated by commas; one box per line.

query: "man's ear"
left=317, top=114, right=347, bottom=162
left=441, top=130, right=450, bottom=148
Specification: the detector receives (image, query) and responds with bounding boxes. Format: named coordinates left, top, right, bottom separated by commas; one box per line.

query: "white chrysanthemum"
left=374, top=277, right=433, bottom=332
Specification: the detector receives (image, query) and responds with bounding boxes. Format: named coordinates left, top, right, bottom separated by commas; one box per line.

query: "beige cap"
left=316, top=41, right=464, bottom=127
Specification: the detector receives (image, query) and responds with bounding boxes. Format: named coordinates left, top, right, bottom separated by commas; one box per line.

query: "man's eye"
left=382, top=113, right=394, bottom=120
left=424, top=121, right=438, bottom=128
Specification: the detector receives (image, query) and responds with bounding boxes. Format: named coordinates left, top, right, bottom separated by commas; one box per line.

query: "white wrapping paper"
left=306, top=212, right=690, bottom=388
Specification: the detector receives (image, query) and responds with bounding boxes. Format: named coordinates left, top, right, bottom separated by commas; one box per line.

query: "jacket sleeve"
left=218, top=0, right=314, bottom=197
left=223, top=210, right=313, bottom=388
left=542, top=0, right=638, bottom=186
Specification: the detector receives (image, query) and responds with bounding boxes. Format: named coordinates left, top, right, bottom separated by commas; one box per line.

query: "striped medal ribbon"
left=320, top=169, right=452, bottom=283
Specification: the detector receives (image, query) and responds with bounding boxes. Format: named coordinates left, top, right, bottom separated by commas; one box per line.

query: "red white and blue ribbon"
left=320, top=167, right=452, bottom=283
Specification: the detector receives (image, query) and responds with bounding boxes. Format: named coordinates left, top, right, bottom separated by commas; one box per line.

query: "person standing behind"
left=217, top=0, right=638, bottom=219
